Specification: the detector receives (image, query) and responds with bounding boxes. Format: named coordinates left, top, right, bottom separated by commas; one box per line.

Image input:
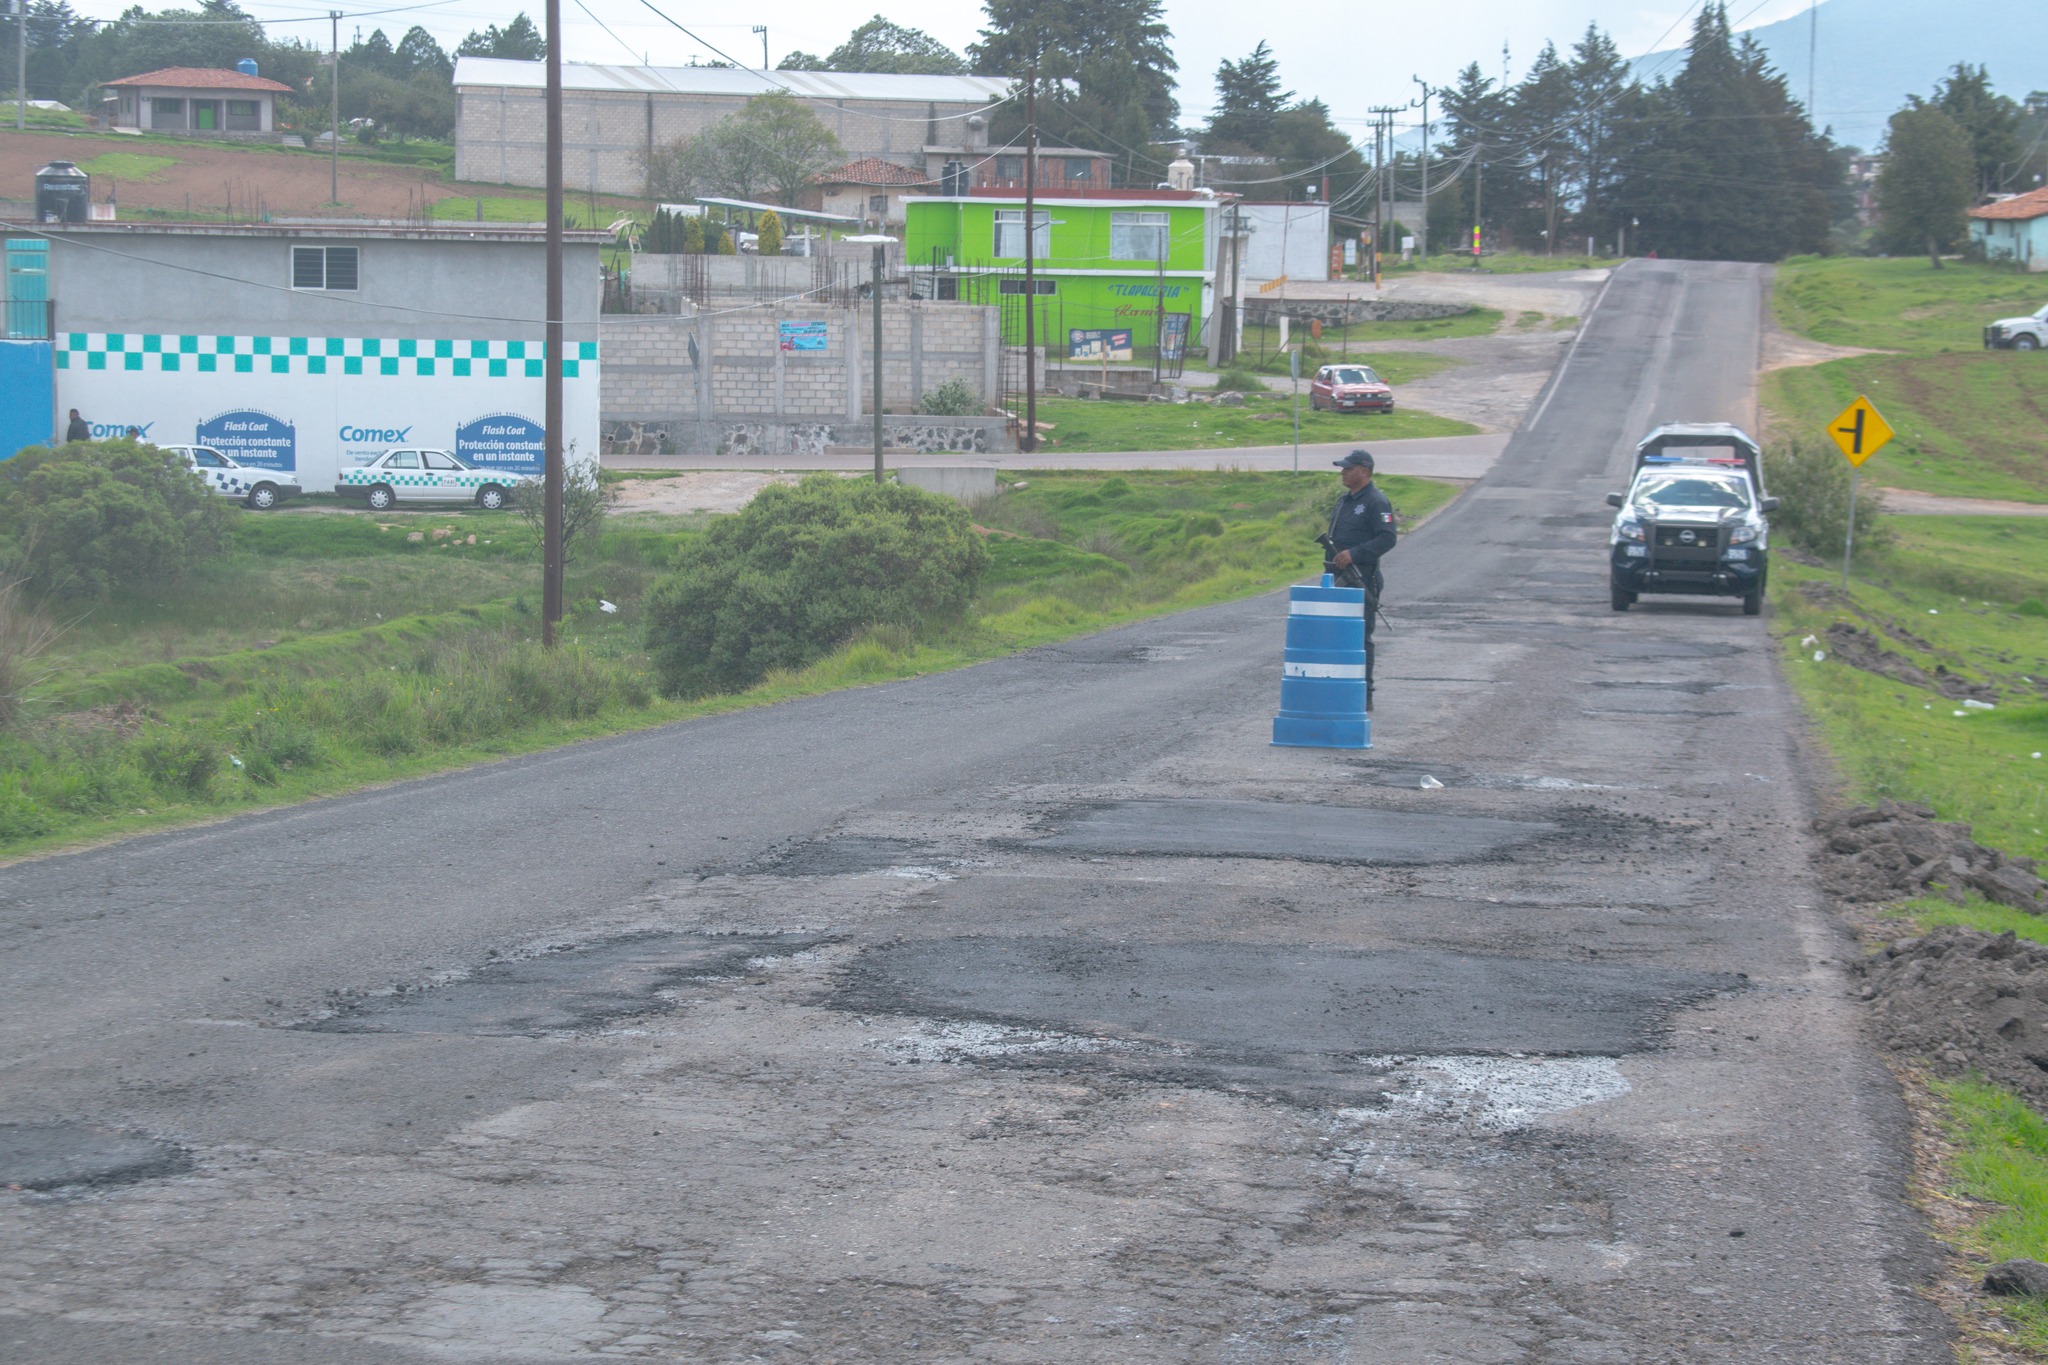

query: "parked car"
left=161, top=444, right=301, bottom=510
left=1984, top=304, right=2048, bottom=351
left=1308, top=364, right=1395, bottom=414
left=335, top=449, right=524, bottom=511
left=1606, top=423, right=1778, bottom=616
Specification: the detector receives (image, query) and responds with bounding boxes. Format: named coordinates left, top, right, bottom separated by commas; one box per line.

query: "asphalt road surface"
left=0, top=260, right=1949, bottom=1362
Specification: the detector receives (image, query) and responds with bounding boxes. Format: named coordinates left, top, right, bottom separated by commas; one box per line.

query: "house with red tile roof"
left=99, top=66, right=297, bottom=137
left=1969, top=185, right=2048, bottom=273
left=806, top=157, right=935, bottom=229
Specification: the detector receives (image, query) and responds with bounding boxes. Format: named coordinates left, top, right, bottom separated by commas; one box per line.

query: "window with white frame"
left=1111, top=211, right=1169, bottom=261
left=993, top=209, right=1051, bottom=258
left=291, top=245, right=359, bottom=291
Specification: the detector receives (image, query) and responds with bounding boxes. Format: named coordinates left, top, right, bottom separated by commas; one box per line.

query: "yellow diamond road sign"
left=1826, top=395, right=1895, bottom=467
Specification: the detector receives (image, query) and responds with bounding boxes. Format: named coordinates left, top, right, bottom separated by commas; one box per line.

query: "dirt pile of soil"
left=1858, top=928, right=2048, bottom=1106
left=1823, top=623, right=1997, bottom=702
left=1815, top=801, right=2047, bottom=912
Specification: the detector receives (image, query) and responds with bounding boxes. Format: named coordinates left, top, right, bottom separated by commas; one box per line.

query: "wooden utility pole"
left=1412, top=78, right=1429, bottom=260
left=16, top=0, right=28, bottom=133
left=328, top=11, right=340, bottom=203
left=541, top=0, right=564, bottom=644
left=1022, top=59, right=1038, bottom=455
left=1471, top=149, right=1483, bottom=269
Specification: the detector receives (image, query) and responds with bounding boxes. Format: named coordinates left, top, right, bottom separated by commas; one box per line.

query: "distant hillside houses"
left=453, top=58, right=1014, bottom=198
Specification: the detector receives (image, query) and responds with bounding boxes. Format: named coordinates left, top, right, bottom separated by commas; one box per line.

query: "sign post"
left=1289, top=346, right=1301, bottom=473
left=1824, top=394, right=1895, bottom=588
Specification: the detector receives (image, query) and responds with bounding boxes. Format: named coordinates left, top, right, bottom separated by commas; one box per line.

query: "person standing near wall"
left=65, top=409, right=89, bottom=443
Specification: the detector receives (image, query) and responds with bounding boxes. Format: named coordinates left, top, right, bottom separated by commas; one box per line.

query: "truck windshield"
left=1634, top=475, right=1751, bottom=509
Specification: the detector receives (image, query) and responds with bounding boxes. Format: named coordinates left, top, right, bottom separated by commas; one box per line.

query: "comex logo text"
left=338, top=425, right=411, bottom=444
left=88, top=422, right=153, bottom=440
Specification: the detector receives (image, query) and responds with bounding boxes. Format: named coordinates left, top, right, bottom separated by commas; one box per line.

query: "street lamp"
left=847, top=234, right=897, bottom=484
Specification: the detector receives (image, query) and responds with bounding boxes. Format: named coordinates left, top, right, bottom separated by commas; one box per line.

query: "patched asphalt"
left=1025, top=798, right=1554, bottom=863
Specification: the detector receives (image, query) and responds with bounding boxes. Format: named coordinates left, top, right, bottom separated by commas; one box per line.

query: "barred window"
left=291, top=245, right=359, bottom=291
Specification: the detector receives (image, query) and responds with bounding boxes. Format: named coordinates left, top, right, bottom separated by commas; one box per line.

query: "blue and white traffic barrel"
left=1271, top=573, right=1370, bottom=749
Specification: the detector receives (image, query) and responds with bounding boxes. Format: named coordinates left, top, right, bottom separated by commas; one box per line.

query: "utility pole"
left=1470, top=148, right=1483, bottom=270
left=1412, top=78, right=1429, bottom=261
left=1807, top=0, right=1817, bottom=123
left=752, top=25, right=768, bottom=70
left=328, top=11, right=340, bottom=204
left=1368, top=105, right=1405, bottom=287
left=1022, top=58, right=1038, bottom=455
left=541, top=0, right=564, bottom=645
left=16, top=0, right=27, bottom=133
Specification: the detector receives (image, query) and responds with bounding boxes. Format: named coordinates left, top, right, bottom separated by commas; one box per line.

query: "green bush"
left=0, top=440, right=232, bottom=599
left=1763, top=437, right=1893, bottom=563
left=643, top=475, right=989, bottom=697
left=918, top=377, right=983, bottom=417
left=1211, top=369, right=1267, bottom=392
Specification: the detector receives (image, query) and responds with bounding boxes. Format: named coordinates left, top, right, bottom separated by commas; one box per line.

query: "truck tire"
left=1610, top=579, right=1634, bottom=612
left=2017, top=335, right=2040, bottom=352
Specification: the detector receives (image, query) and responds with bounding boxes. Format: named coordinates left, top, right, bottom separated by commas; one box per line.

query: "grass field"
left=1031, top=391, right=1478, bottom=452
left=1382, top=253, right=1621, bottom=276
left=1775, top=255, right=2044, bottom=354
left=0, top=471, right=1455, bottom=859
left=74, top=151, right=178, bottom=181
left=1763, top=352, right=2048, bottom=503
left=1765, top=256, right=2048, bottom=504
left=1233, top=309, right=1503, bottom=368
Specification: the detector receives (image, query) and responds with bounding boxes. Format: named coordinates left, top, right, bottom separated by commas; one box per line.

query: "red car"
left=1309, top=364, right=1395, bottom=414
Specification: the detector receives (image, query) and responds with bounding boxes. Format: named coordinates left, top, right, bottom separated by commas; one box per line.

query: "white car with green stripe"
left=335, top=449, right=527, bottom=511
left=162, top=445, right=302, bottom=510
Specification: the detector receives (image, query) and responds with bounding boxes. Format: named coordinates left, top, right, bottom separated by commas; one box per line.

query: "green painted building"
left=902, top=192, right=1223, bottom=356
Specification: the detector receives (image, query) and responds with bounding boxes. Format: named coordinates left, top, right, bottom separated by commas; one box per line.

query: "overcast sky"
left=83, top=0, right=1820, bottom=134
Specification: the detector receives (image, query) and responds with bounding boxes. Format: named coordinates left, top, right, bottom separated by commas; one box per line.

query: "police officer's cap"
left=1333, top=449, right=1375, bottom=470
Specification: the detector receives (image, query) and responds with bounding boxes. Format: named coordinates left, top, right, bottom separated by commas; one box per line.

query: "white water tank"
left=1167, top=158, right=1195, bottom=191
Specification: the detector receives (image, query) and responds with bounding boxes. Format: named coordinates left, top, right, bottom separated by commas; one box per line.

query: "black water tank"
left=34, top=161, right=89, bottom=224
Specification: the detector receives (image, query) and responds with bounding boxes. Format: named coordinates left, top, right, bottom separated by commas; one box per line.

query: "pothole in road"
left=831, top=937, right=1737, bottom=1102
left=745, top=836, right=958, bottom=880
left=1340, top=1055, right=1633, bottom=1134
left=1024, top=799, right=1553, bottom=864
left=300, top=933, right=830, bottom=1037
left=0, top=1122, right=191, bottom=1191
left=1346, top=760, right=1621, bottom=792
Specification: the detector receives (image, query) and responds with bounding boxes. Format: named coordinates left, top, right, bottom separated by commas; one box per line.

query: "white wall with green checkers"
left=56, top=333, right=600, bottom=488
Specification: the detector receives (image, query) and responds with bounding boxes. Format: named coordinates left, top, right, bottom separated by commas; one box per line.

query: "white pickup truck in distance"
left=1984, top=304, right=2048, bottom=351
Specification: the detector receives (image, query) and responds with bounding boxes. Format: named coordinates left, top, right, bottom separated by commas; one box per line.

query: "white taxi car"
left=335, top=448, right=525, bottom=511
left=161, top=444, right=303, bottom=510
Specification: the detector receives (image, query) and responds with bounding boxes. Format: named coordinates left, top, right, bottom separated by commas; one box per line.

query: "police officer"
left=1326, top=449, right=1397, bottom=704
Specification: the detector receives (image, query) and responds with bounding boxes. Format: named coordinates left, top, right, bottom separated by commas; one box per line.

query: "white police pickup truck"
left=1984, top=303, right=2048, bottom=351
left=161, top=444, right=302, bottom=510
left=335, top=448, right=525, bottom=511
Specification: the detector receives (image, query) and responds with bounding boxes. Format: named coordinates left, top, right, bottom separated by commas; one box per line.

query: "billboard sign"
left=196, top=409, right=295, bottom=470
left=456, top=413, right=546, bottom=476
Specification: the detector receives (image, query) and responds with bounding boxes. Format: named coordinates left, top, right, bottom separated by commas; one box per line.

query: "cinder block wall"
left=599, top=302, right=998, bottom=428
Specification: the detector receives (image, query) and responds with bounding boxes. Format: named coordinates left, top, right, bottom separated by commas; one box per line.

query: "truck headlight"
left=1729, top=522, right=1760, bottom=544
left=1615, top=518, right=1645, bottom=543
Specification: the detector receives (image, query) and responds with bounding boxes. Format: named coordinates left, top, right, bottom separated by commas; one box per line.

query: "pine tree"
left=1931, top=64, right=2023, bottom=197
left=1207, top=42, right=1290, bottom=154
left=970, top=0, right=1178, bottom=187
left=681, top=214, right=705, bottom=253
left=757, top=209, right=784, bottom=256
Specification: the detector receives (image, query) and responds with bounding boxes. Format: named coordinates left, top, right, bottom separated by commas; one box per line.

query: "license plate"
left=1725, top=548, right=1749, bottom=560
left=1624, top=545, right=1647, bottom=558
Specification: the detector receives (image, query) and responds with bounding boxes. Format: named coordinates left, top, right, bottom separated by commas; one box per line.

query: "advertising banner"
left=1068, top=328, right=1133, bottom=362
left=778, top=321, right=828, bottom=353
left=53, top=332, right=599, bottom=488
left=1158, top=314, right=1190, bottom=364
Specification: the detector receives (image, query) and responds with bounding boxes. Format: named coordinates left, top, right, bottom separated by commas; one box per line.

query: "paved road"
left=0, top=260, right=1947, bottom=1362
left=605, top=432, right=1510, bottom=481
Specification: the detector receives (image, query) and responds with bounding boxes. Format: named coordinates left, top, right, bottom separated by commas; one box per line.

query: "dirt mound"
left=1815, top=801, right=2047, bottom=912
left=1858, top=928, right=2048, bottom=1106
left=1822, top=622, right=1996, bottom=701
